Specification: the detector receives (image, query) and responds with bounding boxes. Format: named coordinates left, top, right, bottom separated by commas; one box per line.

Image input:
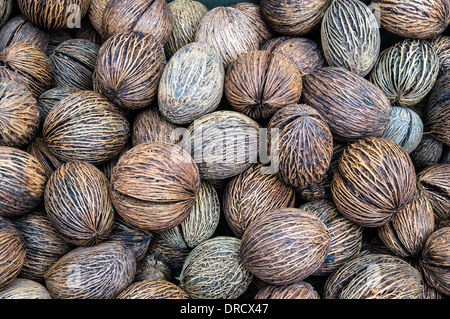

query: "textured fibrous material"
left=267, top=104, right=334, bottom=188
left=117, top=279, right=189, bottom=299
left=255, top=282, right=320, bottom=299
left=74, top=18, right=103, bottom=46
left=232, top=2, right=274, bottom=45
left=195, top=6, right=260, bottom=69
left=369, top=39, right=440, bottom=108
left=165, top=0, right=208, bottom=58
left=110, top=141, right=200, bottom=231
left=13, top=212, right=71, bottom=281
left=180, top=110, right=260, bottom=180
left=302, top=67, right=391, bottom=142
left=260, top=0, right=329, bottom=36
left=158, top=42, right=224, bottom=124
left=410, top=134, right=444, bottom=171
left=43, top=90, right=130, bottom=165
left=37, top=86, right=80, bottom=127
left=331, top=137, right=417, bottom=227
left=45, top=30, right=72, bottom=56
left=0, top=79, right=39, bottom=148
left=44, top=161, right=115, bottom=246
left=0, top=0, right=12, bottom=27
left=224, top=50, right=302, bottom=120
left=17, top=0, right=90, bottom=30
left=300, top=199, right=363, bottom=276
left=180, top=236, right=253, bottom=299
left=102, top=0, right=173, bottom=45
left=425, top=71, right=450, bottom=146
left=134, top=253, right=172, bottom=282
left=420, top=227, right=450, bottom=296
left=132, top=107, right=181, bottom=147
left=96, top=31, right=165, bottom=110
left=261, top=36, right=325, bottom=76
left=0, top=278, right=52, bottom=299
left=0, top=216, right=26, bottom=290
left=371, top=0, right=450, bottom=39
left=158, top=181, right=220, bottom=249
left=378, top=194, right=435, bottom=257
left=0, top=146, right=47, bottom=217
left=223, top=163, right=296, bottom=238
left=417, top=164, right=450, bottom=221
left=44, top=242, right=136, bottom=299
left=380, top=106, right=424, bottom=154
left=429, top=35, right=450, bottom=75
left=241, top=208, right=330, bottom=285
left=49, top=39, right=99, bottom=90
left=27, top=138, right=63, bottom=179
left=0, top=42, right=53, bottom=97
left=147, top=233, right=191, bottom=270
left=88, top=0, right=109, bottom=38
left=321, top=0, right=380, bottom=77
left=0, top=14, right=49, bottom=52
left=324, top=252, right=424, bottom=299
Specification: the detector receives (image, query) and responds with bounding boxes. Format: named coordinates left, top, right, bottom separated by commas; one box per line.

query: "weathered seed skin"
left=371, top=0, right=450, bottom=40
left=255, top=282, right=320, bottom=299
left=232, top=2, right=274, bottom=46
left=321, top=0, right=380, bottom=77
left=0, top=0, right=12, bottom=28
left=429, top=35, right=450, bottom=75
left=0, top=14, right=49, bottom=52
left=37, top=86, right=81, bottom=126
left=410, top=134, right=444, bottom=171
left=0, top=278, right=52, bottom=299
left=302, top=67, right=391, bottom=142
left=117, top=279, right=190, bottom=299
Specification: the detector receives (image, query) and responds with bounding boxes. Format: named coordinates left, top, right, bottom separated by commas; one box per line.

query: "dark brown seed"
left=371, top=0, right=450, bottom=39
left=223, top=163, right=296, bottom=238
left=0, top=79, right=39, bottom=148
left=417, top=164, right=450, bottom=221
left=261, top=36, right=325, bottom=76
left=43, top=90, right=130, bottom=165
left=267, top=104, right=334, bottom=188
left=255, top=282, right=320, bottom=299
left=420, top=227, right=450, bottom=296
left=224, top=50, right=302, bottom=120
left=102, top=0, right=174, bottom=45
left=240, top=208, right=331, bottom=285
left=260, top=0, right=329, bottom=36
left=44, top=242, right=136, bottom=299
left=73, top=18, right=103, bottom=46
left=96, top=143, right=131, bottom=181
left=165, top=0, right=208, bottom=59
left=0, top=0, right=12, bottom=28
left=369, top=39, right=440, bottom=108
left=117, top=279, right=189, bottom=299
left=324, top=252, right=424, bottom=299
left=134, top=253, right=172, bottom=282
left=158, top=41, right=224, bottom=124
left=0, top=14, right=49, bottom=52
left=378, top=194, right=435, bottom=257
left=0, top=146, right=47, bottom=217
left=96, top=31, right=166, bottom=110
left=88, top=0, right=110, bottom=39
left=13, top=212, right=72, bottom=281
left=0, top=278, right=52, bottom=299
left=300, top=199, right=363, bottom=275
left=110, top=141, right=200, bottom=231
left=321, top=0, right=380, bottom=77
left=45, top=30, right=72, bottom=56
left=27, top=138, right=64, bottom=179
left=37, top=86, right=81, bottom=125
left=0, top=42, right=53, bottom=97
left=331, top=137, right=417, bottom=227
left=49, top=39, right=100, bottom=90
left=410, top=134, right=444, bottom=171
left=179, top=236, right=253, bottom=299
left=17, top=0, right=90, bottom=30
left=0, top=216, right=26, bottom=290
left=232, top=2, right=274, bottom=46
left=429, top=35, right=450, bottom=75
left=147, top=233, right=191, bottom=270
left=44, top=161, right=115, bottom=246
left=195, top=6, right=260, bottom=69
left=302, top=67, right=391, bottom=142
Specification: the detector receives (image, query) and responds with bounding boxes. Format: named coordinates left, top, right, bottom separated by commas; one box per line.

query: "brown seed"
left=371, top=0, right=450, bottom=39
left=255, top=282, right=320, bottom=299
left=73, top=18, right=104, bottom=46
left=0, top=79, right=39, bottom=148
left=110, top=141, right=200, bottom=231
left=17, top=0, right=90, bottom=30
left=0, top=146, right=47, bottom=217
left=27, top=138, right=63, bottom=179
left=96, top=31, right=166, bottom=110
left=43, top=90, right=130, bottom=165
left=0, top=0, right=12, bottom=28
left=117, top=279, right=189, bottom=299
left=240, top=208, right=331, bottom=285
left=147, top=233, right=191, bottom=270
left=224, top=50, right=302, bottom=120
left=44, top=242, right=136, bottom=299
left=0, top=14, right=49, bottom=52
left=45, top=29, right=72, bottom=56
left=302, top=67, right=391, bottom=142
left=134, top=253, right=172, bottom=282
left=268, top=104, right=334, bottom=188
left=260, top=0, right=329, bottom=36
left=88, top=0, right=110, bottom=38
left=331, top=137, right=417, bottom=227
left=232, top=2, right=274, bottom=46
left=0, top=216, right=26, bottom=290
left=0, top=278, right=52, bottom=299
left=410, top=134, right=444, bottom=171
left=429, top=35, right=450, bottom=75
left=37, top=86, right=81, bottom=125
